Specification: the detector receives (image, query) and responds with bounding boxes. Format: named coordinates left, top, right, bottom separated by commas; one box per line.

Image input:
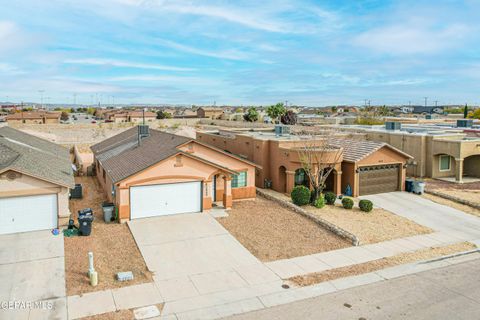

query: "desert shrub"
left=341, top=197, right=354, bottom=209
left=291, top=185, right=311, bottom=206
left=314, top=194, right=325, bottom=208
left=324, top=192, right=337, bottom=205
left=359, top=199, right=373, bottom=212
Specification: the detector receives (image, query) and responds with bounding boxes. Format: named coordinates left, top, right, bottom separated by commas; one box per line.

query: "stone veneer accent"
left=257, top=188, right=360, bottom=246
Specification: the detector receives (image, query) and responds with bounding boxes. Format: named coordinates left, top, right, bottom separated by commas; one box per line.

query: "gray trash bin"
left=413, top=181, right=426, bottom=195
left=102, top=203, right=115, bottom=223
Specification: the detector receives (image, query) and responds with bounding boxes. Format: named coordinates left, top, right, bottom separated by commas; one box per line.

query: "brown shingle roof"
left=330, top=139, right=412, bottom=162
left=0, top=127, right=74, bottom=187
left=91, top=127, right=192, bottom=183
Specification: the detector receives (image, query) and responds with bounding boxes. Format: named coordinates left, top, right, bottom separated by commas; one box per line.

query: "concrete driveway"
left=361, top=192, right=480, bottom=240
left=128, top=213, right=280, bottom=302
left=0, top=230, right=66, bottom=320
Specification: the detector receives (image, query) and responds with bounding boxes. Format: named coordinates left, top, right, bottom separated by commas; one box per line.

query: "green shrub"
left=324, top=192, right=337, bottom=205
left=341, top=197, right=354, bottom=209
left=291, top=185, right=311, bottom=206
left=314, top=195, right=325, bottom=208
left=359, top=199, right=373, bottom=212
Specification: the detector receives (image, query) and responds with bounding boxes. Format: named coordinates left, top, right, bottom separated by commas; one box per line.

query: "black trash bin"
left=78, top=208, right=94, bottom=236
left=405, top=178, right=414, bottom=193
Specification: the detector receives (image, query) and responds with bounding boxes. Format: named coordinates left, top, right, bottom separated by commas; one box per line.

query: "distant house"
left=103, top=110, right=156, bottom=123
left=0, top=127, right=74, bottom=234
left=412, top=106, right=444, bottom=114
left=393, top=106, right=414, bottom=114
left=7, top=111, right=61, bottom=124
left=197, top=107, right=224, bottom=119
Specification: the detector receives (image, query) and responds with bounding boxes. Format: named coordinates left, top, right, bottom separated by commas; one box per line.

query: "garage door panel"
left=130, top=182, right=201, bottom=219
left=0, top=194, right=57, bottom=235
left=359, top=165, right=400, bottom=196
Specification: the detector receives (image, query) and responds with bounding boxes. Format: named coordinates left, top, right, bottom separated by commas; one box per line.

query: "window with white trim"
left=439, top=155, right=451, bottom=171
left=232, top=171, right=247, bottom=188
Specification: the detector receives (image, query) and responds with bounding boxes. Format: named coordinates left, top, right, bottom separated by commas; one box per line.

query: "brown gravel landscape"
left=217, top=197, right=351, bottom=262
left=306, top=203, right=433, bottom=244
left=289, top=242, right=476, bottom=287
left=66, top=176, right=152, bottom=296
left=425, top=178, right=480, bottom=206
left=423, top=193, right=480, bottom=217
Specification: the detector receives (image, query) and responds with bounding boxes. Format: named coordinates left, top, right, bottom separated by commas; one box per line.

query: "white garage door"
left=130, top=181, right=202, bottom=219
left=0, top=194, right=58, bottom=235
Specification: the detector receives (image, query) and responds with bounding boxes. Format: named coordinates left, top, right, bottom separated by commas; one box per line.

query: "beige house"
left=7, top=111, right=61, bottom=124
left=343, top=125, right=480, bottom=183
left=91, top=126, right=257, bottom=222
left=0, top=127, right=74, bottom=234
left=197, top=107, right=224, bottom=119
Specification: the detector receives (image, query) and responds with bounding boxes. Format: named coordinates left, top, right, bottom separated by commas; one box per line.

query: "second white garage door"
left=130, top=181, right=202, bottom=219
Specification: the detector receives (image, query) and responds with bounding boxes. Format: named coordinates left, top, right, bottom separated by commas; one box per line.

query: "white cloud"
left=63, top=58, right=194, bottom=71
left=353, top=22, right=470, bottom=55
left=154, top=38, right=250, bottom=60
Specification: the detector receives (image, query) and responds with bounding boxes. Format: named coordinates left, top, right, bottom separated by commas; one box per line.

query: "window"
left=232, top=171, right=247, bottom=188
left=439, top=155, right=451, bottom=171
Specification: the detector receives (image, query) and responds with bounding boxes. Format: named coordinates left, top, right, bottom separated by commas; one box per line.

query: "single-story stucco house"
left=197, top=128, right=413, bottom=197
left=91, top=126, right=257, bottom=222
left=0, top=127, right=74, bottom=235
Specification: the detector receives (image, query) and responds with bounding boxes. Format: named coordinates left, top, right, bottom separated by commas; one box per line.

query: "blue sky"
left=1, top=0, right=479, bottom=106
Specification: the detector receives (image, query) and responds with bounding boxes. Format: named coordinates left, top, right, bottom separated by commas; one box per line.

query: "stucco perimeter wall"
left=0, top=170, right=71, bottom=225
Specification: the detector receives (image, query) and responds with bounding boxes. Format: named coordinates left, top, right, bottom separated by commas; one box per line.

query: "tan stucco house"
left=7, top=111, right=61, bottom=124
left=343, top=125, right=480, bottom=183
left=91, top=126, right=257, bottom=222
left=0, top=127, right=74, bottom=235
left=197, top=128, right=412, bottom=197
left=197, top=107, right=224, bottom=120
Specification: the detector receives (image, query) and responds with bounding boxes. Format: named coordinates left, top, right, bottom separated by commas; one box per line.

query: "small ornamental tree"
left=243, top=107, right=259, bottom=122
left=280, top=110, right=297, bottom=125
left=60, top=111, right=69, bottom=121
left=266, top=103, right=286, bottom=123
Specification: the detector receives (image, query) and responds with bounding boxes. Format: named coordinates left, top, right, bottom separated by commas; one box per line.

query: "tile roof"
left=0, top=127, right=74, bottom=187
left=330, top=138, right=412, bottom=162
left=91, top=127, right=192, bottom=183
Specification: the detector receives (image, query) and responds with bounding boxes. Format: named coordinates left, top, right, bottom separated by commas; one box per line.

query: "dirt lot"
left=217, top=197, right=351, bottom=262
left=66, top=176, right=152, bottom=296
left=289, top=242, right=476, bottom=287
left=306, top=203, right=433, bottom=245
left=426, top=179, right=480, bottom=206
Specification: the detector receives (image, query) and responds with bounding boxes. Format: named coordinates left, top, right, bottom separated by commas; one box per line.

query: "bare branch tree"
left=294, top=129, right=359, bottom=203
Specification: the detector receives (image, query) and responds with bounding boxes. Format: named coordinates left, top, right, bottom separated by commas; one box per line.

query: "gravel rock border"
left=257, top=188, right=360, bottom=246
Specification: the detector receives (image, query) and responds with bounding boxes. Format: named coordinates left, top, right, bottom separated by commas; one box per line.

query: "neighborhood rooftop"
left=0, top=126, right=74, bottom=187
left=91, top=127, right=192, bottom=183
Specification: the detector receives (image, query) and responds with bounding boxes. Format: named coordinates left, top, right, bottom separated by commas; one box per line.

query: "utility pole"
left=38, top=90, right=45, bottom=109
left=434, top=100, right=438, bottom=107
left=424, top=97, right=428, bottom=107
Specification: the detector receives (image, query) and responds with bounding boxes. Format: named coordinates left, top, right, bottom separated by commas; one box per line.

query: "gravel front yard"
left=306, top=203, right=433, bottom=245
left=289, top=242, right=476, bottom=287
left=426, top=179, right=480, bottom=206
left=217, top=197, right=351, bottom=262
left=66, top=176, right=152, bottom=296
left=423, top=193, right=480, bottom=217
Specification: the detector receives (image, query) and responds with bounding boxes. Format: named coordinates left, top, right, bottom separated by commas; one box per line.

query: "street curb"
left=425, top=190, right=480, bottom=210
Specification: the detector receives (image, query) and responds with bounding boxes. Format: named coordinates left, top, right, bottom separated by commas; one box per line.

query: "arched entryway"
left=464, top=154, right=480, bottom=178
left=294, top=168, right=310, bottom=188
left=278, top=166, right=287, bottom=193
left=322, top=169, right=335, bottom=192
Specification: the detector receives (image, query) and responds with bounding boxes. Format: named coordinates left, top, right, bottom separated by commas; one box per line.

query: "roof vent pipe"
left=137, top=124, right=150, bottom=146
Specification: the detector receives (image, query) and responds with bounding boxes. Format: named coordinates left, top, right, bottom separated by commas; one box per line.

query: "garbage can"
left=405, top=178, right=414, bottom=193
left=78, top=208, right=94, bottom=236
left=412, top=181, right=426, bottom=195
left=102, top=202, right=115, bottom=223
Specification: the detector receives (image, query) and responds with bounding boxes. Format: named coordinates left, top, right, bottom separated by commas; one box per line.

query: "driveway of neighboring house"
left=128, top=213, right=281, bottom=302
left=0, top=230, right=67, bottom=319
left=361, top=192, right=480, bottom=239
